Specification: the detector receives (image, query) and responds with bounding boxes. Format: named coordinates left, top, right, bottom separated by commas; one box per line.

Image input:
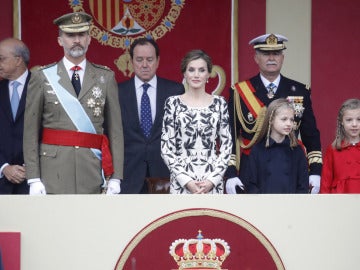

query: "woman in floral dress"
left=161, top=50, right=232, bottom=194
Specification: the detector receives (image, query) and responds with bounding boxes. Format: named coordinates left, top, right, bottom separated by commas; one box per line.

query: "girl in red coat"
left=320, top=98, right=360, bottom=193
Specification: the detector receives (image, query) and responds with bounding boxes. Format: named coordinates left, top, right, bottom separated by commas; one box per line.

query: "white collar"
left=260, top=74, right=281, bottom=88
left=134, top=75, right=157, bottom=90
left=10, top=69, right=29, bottom=87
left=63, top=57, right=87, bottom=72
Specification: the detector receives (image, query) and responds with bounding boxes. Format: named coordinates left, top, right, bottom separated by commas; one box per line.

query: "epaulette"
left=29, top=65, right=42, bottom=72
left=38, top=62, right=57, bottom=70
left=91, top=63, right=111, bottom=71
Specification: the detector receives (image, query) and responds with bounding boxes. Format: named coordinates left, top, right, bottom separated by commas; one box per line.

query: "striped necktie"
left=267, top=82, right=276, bottom=99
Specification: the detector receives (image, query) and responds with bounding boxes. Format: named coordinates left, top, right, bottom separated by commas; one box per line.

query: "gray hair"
left=13, top=41, right=30, bottom=66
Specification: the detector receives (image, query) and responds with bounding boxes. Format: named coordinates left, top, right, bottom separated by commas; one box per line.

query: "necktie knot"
left=71, top=66, right=81, bottom=71
left=267, top=82, right=276, bottom=90
left=142, top=83, right=150, bottom=92
left=13, top=80, right=20, bottom=88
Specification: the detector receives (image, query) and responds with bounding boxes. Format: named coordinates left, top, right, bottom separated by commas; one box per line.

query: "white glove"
left=106, top=179, right=121, bottom=195
left=28, top=179, right=47, bottom=195
left=309, top=175, right=321, bottom=194
left=225, top=177, right=245, bottom=194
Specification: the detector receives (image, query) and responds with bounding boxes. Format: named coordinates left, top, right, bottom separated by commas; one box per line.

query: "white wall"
left=1, top=195, right=360, bottom=270
left=267, top=0, right=311, bottom=85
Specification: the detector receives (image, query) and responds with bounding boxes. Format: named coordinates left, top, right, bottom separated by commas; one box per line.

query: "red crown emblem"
left=169, top=230, right=230, bottom=270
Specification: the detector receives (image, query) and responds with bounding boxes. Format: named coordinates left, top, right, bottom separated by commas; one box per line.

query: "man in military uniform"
left=226, top=33, right=322, bottom=194
left=23, top=12, right=124, bottom=194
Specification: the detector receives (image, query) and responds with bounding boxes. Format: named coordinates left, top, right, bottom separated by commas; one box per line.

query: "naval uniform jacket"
left=227, top=73, right=322, bottom=183
left=118, top=77, right=185, bottom=193
left=0, top=73, right=31, bottom=194
left=23, top=60, right=124, bottom=194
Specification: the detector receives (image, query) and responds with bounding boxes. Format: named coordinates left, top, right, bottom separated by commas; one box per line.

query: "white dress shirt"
left=260, top=74, right=281, bottom=94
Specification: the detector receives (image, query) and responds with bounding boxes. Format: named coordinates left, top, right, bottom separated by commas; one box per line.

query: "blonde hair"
left=333, top=98, right=360, bottom=150
left=256, top=98, right=298, bottom=148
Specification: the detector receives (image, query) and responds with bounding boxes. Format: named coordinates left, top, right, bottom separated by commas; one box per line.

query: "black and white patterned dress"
left=161, top=95, right=232, bottom=194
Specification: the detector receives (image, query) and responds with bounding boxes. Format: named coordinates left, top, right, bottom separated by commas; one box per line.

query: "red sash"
left=234, top=81, right=264, bottom=119
left=241, top=138, right=251, bottom=155
left=42, top=128, right=114, bottom=177
left=233, top=81, right=265, bottom=154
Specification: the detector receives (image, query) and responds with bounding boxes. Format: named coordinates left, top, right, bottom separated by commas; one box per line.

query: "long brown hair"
left=256, top=98, right=298, bottom=148
left=180, top=49, right=212, bottom=74
left=333, top=98, right=360, bottom=150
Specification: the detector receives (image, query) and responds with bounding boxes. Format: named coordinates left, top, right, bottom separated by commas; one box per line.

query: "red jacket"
left=320, top=141, right=360, bottom=193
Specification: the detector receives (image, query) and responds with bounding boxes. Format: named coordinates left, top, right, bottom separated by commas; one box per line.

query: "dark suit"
left=118, top=77, right=184, bottom=193
left=0, top=248, right=4, bottom=270
left=227, top=73, right=322, bottom=186
left=0, top=73, right=30, bottom=194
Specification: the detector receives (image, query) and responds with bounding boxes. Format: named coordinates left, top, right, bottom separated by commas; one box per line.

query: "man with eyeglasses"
left=225, top=33, right=322, bottom=194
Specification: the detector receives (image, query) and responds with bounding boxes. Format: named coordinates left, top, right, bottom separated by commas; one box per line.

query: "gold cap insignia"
left=249, top=33, right=288, bottom=51
left=53, top=12, right=92, bottom=33
left=266, top=34, right=278, bottom=45
left=71, top=13, right=82, bottom=24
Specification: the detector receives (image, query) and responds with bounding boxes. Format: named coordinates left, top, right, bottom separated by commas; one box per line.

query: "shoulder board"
left=91, top=63, right=111, bottom=71
left=30, top=65, right=42, bottom=72
left=38, top=62, right=57, bottom=70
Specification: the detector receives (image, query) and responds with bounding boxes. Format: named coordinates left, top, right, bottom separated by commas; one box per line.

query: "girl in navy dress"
left=244, top=98, right=308, bottom=193
left=320, top=99, right=360, bottom=193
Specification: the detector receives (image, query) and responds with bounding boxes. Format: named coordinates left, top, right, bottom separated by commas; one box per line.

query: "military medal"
left=287, top=96, right=305, bottom=117
left=267, top=90, right=275, bottom=99
left=71, top=65, right=81, bottom=80
left=87, top=86, right=105, bottom=116
left=267, top=83, right=276, bottom=99
left=247, top=112, right=254, bottom=122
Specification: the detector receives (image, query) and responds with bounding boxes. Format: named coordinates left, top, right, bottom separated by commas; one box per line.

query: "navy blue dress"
left=245, top=137, right=308, bottom=193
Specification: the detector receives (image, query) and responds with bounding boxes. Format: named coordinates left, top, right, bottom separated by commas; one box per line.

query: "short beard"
left=69, top=46, right=87, bottom=58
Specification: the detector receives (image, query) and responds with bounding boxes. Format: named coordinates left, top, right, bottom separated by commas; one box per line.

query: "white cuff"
left=27, top=178, right=41, bottom=185
left=0, top=163, right=9, bottom=178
